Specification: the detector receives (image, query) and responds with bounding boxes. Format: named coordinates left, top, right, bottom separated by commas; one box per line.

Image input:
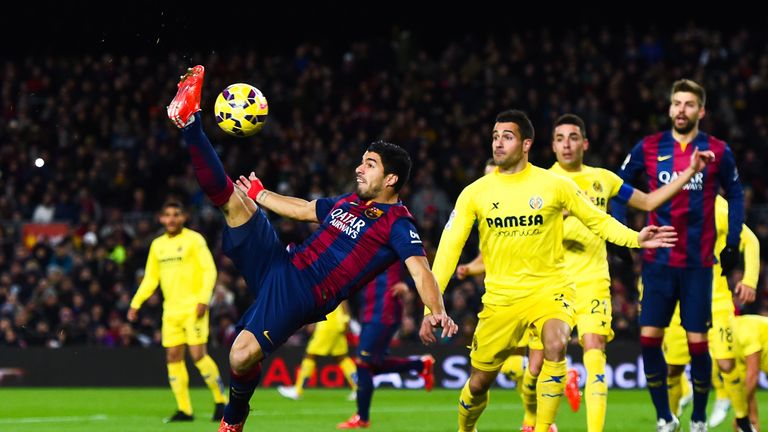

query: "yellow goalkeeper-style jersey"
left=130, top=228, right=217, bottom=316
left=432, top=163, right=640, bottom=305
left=549, top=163, right=625, bottom=285
left=316, top=303, right=351, bottom=334
left=712, top=195, right=760, bottom=313
left=733, top=315, right=768, bottom=372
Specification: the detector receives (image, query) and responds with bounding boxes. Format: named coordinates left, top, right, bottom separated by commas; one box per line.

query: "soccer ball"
left=214, top=83, right=268, bottom=137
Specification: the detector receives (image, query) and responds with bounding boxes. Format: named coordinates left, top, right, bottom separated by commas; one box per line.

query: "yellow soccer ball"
left=214, top=83, right=268, bottom=137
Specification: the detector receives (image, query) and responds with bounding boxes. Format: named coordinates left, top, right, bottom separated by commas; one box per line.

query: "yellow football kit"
left=306, top=304, right=351, bottom=356
left=130, top=228, right=217, bottom=347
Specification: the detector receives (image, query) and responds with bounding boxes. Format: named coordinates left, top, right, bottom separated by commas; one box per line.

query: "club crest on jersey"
left=364, top=207, right=384, bottom=219
left=592, top=181, right=603, bottom=193
left=529, top=196, right=543, bottom=210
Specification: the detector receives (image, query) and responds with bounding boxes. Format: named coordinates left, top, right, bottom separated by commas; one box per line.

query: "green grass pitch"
left=0, top=388, right=764, bottom=431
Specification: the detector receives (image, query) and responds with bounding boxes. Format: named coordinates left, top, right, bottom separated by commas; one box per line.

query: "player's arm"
left=719, top=145, right=745, bottom=275
left=626, top=148, right=715, bottom=211
left=431, top=189, right=477, bottom=291
left=734, top=223, right=760, bottom=304
left=744, top=351, right=761, bottom=427
left=456, top=252, right=485, bottom=280
left=562, top=177, right=677, bottom=249
left=234, top=172, right=319, bottom=223
left=194, top=235, right=218, bottom=318
left=404, top=255, right=458, bottom=344
left=127, top=242, right=160, bottom=321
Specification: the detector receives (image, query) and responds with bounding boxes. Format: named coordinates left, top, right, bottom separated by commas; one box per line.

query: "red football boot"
left=168, top=65, right=205, bottom=128
left=337, top=414, right=370, bottom=429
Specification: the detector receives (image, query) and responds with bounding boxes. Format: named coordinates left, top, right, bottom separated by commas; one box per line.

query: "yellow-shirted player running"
left=663, top=195, right=759, bottom=431
left=277, top=301, right=357, bottom=401
left=431, top=109, right=678, bottom=432
left=128, top=200, right=227, bottom=422
left=457, top=114, right=712, bottom=432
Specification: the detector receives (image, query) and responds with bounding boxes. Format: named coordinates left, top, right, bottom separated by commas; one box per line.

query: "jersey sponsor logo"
left=364, top=207, right=384, bottom=219
left=657, top=154, right=672, bottom=162
left=658, top=170, right=704, bottom=191
left=329, top=208, right=367, bottom=239
left=529, top=196, right=543, bottom=210
left=409, top=230, right=422, bottom=244
left=486, top=214, right=543, bottom=228
left=491, top=202, right=499, bottom=210
left=592, top=181, right=603, bottom=193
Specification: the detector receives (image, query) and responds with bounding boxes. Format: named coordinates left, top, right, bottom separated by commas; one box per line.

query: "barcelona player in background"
left=166, top=65, right=457, bottom=432
left=127, top=200, right=227, bottom=422
left=615, top=79, right=744, bottom=432
left=662, top=195, right=758, bottom=432
left=337, top=263, right=436, bottom=429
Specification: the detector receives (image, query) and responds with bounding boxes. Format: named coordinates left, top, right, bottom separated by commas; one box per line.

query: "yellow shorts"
left=574, top=283, right=614, bottom=343
left=471, top=287, right=574, bottom=371
left=663, top=307, right=735, bottom=365
left=306, top=321, right=348, bottom=357
left=162, top=311, right=209, bottom=348
left=514, top=327, right=542, bottom=350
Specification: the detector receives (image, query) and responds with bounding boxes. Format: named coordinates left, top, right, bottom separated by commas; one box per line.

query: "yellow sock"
left=501, top=355, right=525, bottom=389
left=339, top=356, right=358, bottom=391
left=712, top=365, right=727, bottom=401
left=458, top=379, right=489, bottom=432
left=584, top=349, right=607, bottom=432
left=520, top=367, right=539, bottom=426
left=167, top=361, right=192, bottom=415
left=295, top=358, right=316, bottom=396
left=535, top=359, right=566, bottom=432
left=721, top=367, right=748, bottom=418
left=667, top=373, right=682, bottom=415
left=194, top=355, right=227, bottom=404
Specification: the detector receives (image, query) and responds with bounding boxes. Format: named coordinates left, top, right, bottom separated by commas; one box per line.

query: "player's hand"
left=688, top=147, right=716, bottom=173
left=235, top=172, right=265, bottom=201
left=127, top=308, right=138, bottom=322
left=720, top=244, right=739, bottom=276
left=419, top=313, right=458, bottom=345
left=455, top=264, right=470, bottom=280
left=734, top=281, right=756, bottom=304
left=638, top=225, right=677, bottom=248
left=195, top=303, right=208, bottom=318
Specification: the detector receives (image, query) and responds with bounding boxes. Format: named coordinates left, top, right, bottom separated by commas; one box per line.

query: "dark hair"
left=553, top=113, right=587, bottom=140
left=366, top=140, right=412, bottom=192
left=671, top=79, right=706, bottom=107
left=485, top=158, right=497, bottom=167
left=495, top=109, right=535, bottom=142
left=161, top=199, right=185, bottom=212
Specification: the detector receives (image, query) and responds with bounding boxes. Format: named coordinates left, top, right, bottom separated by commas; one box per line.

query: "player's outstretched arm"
left=628, top=148, right=715, bottom=211
left=235, top=172, right=319, bottom=223
left=637, top=225, right=678, bottom=248
left=405, top=256, right=458, bottom=344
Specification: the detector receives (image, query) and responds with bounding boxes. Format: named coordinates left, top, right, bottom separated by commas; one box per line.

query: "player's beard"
left=494, top=151, right=524, bottom=172
left=673, top=116, right=697, bottom=135
left=356, top=182, right=381, bottom=201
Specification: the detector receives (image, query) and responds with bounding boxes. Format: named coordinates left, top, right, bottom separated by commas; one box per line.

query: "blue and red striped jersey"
left=358, top=263, right=406, bottom=325
left=617, top=131, right=743, bottom=268
left=290, top=193, right=425, bottom=315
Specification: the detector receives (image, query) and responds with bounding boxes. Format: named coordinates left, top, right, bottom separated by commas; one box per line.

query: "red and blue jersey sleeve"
left=716, top=144, right=744, bottom=246
left=388, top=217, right=426, bottom=260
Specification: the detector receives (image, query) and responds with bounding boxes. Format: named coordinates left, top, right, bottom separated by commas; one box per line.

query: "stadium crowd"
left=1, top=23, right=768, bottom=349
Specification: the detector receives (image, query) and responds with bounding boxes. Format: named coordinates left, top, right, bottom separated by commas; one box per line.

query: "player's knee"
left=543, top=338, right=567, bottom=361
left=230, top=344, right=262, bottom=373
